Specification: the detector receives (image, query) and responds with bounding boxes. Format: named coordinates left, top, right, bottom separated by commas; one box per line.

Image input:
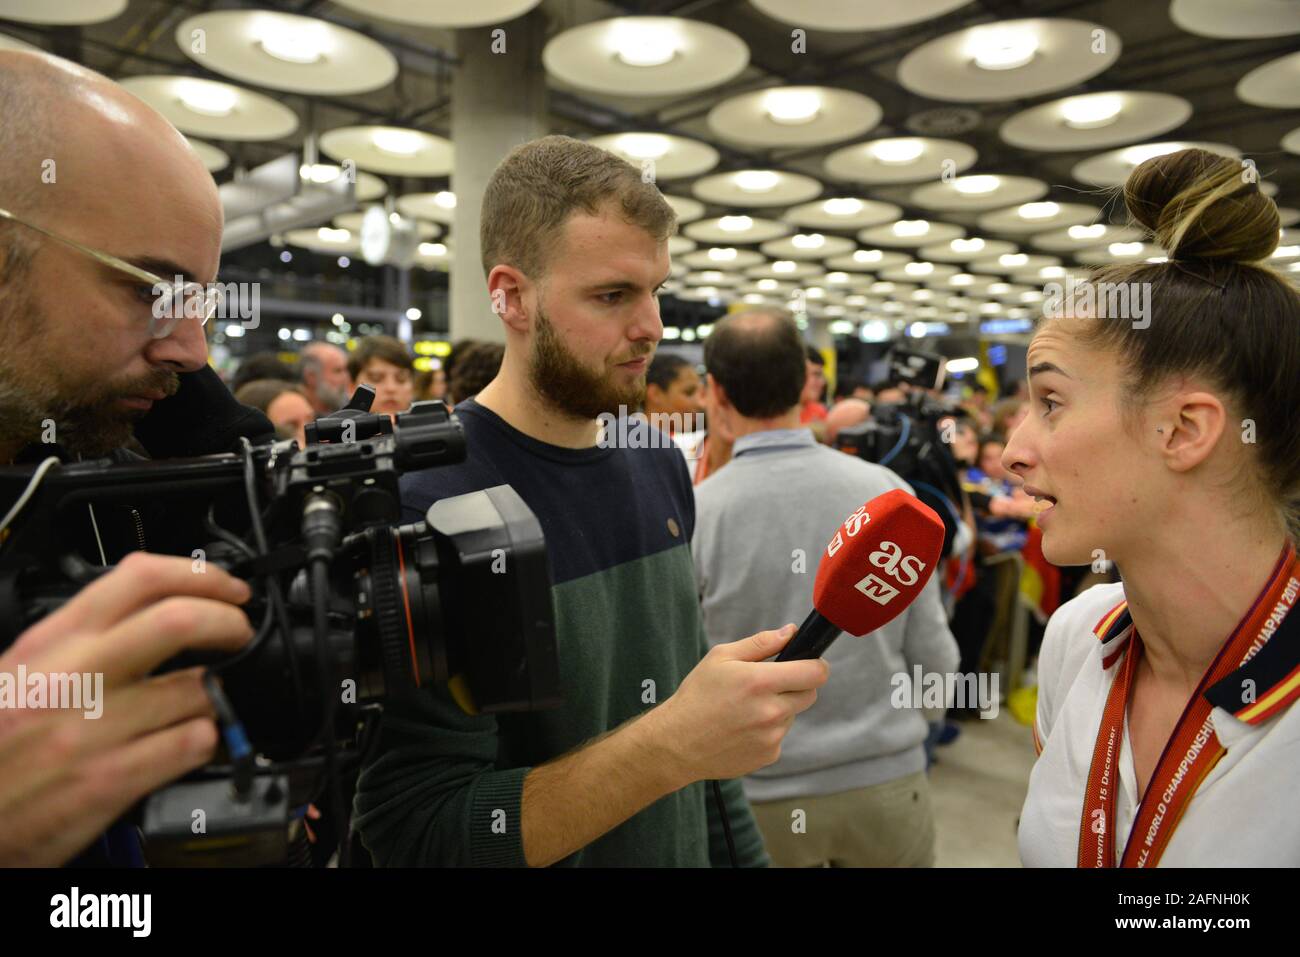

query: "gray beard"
left=0, top=296, right=172, bottom=458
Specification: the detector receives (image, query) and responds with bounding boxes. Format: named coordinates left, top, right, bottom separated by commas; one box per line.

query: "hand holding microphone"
left=776, top=488, right=946, bottom=661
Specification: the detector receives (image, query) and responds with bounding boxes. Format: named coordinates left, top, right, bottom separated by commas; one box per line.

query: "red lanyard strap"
left=1077, top=544, right=1300, bottom=868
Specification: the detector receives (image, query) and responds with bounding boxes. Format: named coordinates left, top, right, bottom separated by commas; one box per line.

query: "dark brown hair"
left=1057, top=147, right=1300, bottom=534
left=234, top=378, right=307, bottom=414
left=348, top=334, right=413, bottom=382
left=449, top=341, right=504, bottom=404
left=479, top=134, right=677, bottom=281
left=704, top=310, right=807, bottom=419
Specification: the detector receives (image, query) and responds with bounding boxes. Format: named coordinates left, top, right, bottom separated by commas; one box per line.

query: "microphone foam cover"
left=812, top=488, right=946, bottom=636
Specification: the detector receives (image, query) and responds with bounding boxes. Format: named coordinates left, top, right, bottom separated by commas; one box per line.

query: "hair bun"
left=1124, top=147, right=1280, bottom=263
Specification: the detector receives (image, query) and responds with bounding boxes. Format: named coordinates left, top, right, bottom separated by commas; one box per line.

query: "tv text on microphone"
left=776, top=488, right=946, bottom=662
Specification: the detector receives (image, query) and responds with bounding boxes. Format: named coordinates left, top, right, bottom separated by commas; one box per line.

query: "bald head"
left=0, top=50, right=220, bottom=272
left=0, top=51, right=224, bottom=461
left=825, top=397, right=871, bottom=444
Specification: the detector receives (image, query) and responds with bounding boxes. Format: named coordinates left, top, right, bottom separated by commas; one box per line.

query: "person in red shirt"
left=799, top=344, right=828, bottom=424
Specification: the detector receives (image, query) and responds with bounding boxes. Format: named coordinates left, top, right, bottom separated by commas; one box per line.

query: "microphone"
left=775, top=488, right=946, bottom=661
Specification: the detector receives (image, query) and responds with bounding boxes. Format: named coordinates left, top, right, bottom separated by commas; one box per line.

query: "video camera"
left=835, top=347, right=965, bottom=556
left=0, top=387, right=560, bottom=865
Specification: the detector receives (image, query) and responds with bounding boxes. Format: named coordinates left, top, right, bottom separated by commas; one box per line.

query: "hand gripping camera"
left=0, top=388, right=560, bottom=865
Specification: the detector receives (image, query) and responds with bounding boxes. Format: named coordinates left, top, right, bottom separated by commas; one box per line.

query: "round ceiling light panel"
left=910, top=174, right=1048, bottom=212
left=825, top=137, right=977, bottom=185
left=587, top=132, right=719, bottom=179
left=707, top=86, right=882, bottom=148
left=1170, top=0, right=1300, bottom=39
left=692, top=170, right=823, bottom=207
left=1071, top=141, right=1241, bottom=186
left=118, top=75, right=298, bottom=140
left=543, top=16, right=749, bottom=97
left=175, top=10, right=398, bottom=95
left=0, top=0, right=124, bottom=24
left=1237, top=52, right=1300, bottom=108
left=320, top=126, right=452, bottom=177
left=1001, top=91, right=1192, bottom=151
left=898, top=18, right=1121, bottom=102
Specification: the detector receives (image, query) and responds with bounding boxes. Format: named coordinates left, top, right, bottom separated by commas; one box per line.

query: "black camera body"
left=0, top=392, right=560, bottom=864
left=837, top=349, right=965, bottom=557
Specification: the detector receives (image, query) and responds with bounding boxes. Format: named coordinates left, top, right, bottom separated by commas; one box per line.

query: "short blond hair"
left=479, top=134, right=677, bottom=281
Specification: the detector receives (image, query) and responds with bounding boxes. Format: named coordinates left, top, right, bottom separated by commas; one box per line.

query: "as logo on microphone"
left=827, top=506, right=870, bottom=557
left=854, top=541, right=927, bottom=605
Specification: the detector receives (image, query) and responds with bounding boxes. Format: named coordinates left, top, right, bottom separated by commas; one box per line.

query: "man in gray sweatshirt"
left=692, top=310, right=960, bottom=867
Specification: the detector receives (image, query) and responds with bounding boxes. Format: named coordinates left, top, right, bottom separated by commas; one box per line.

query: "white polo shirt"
left=1019, top=581, right=1300, bottom=867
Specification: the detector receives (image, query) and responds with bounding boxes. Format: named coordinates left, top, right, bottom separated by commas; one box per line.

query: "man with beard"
left=0, top=51, right=255, bottom=865
left=355, top=136, right=829, bottom=867
left=300, top=341, right=353, bottom=414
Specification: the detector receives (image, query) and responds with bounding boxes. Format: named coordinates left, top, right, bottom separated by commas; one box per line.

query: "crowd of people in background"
left=220, top=334, right=506, bottom=442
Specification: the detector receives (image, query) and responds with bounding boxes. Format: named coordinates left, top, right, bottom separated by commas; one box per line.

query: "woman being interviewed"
left=1013, top=148, right=1300, bottom=867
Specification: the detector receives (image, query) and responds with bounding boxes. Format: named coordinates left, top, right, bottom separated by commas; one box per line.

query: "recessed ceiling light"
left=764, top=88, right=822, bottom=125
left=893, top=220, right=931, bottom=237
left=823, top=197, right=864, bottom=216
left=791, top=233, right=825, bottom=249
left=1061, top=93, right=1123, bottom=130
left=854, top=249, right=884, bottom=263
left=734, top=170, right=780, bottom=192
left=951, top=238, right=986, bottom=253
left=258, top=22, right=328, bottom=64
left=870, top=139, right=925, bottom=164
left=773, top=260, right=797, bottom=273
left=1121, top=142, right=1185, bottom=166
left=1018, top=202, right=1059, bottom=220
left=178, top=79, right=237, bottom=116
left=1109, top=242, right=1144, bottom=256
left=372, top=129, right=424, bottom=155
left=318, top=227, right=350, bottom=242
left=718, top=215, right=753, bottom=232
left=1000, top=253, right=1029, bottom=266
left=708, top=247, right=737, bottom=261
left=905, top=261, right=935, bottom=276
left=615, top=133, right=671, bottom=159
left=612, top=21, right=678, bottom=67
left=434, top=191, right=457, bottom=209
left=757, top=279, right=779, bottom=290
left=951, top=274, right=974, bottom=286
left=954, top=175, right=1001, bottom=195
left=1068, top=224, right=1106, bottom=240
left=968, top=26, right=1039, bottom=71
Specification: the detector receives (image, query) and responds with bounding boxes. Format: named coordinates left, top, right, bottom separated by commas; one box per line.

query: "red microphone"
left=775, top=488, right=946, bottom=661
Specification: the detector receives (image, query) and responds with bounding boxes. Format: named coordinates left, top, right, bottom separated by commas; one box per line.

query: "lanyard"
left=1078, top=543, right=1300, bottom=868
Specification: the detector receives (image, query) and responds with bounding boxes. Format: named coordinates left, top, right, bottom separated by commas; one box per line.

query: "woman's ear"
left=1156, top=389, right=1227, bottom=473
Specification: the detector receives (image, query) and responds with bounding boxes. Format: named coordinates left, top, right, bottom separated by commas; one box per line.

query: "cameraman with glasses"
left=0, top=51, right=259, bottom=866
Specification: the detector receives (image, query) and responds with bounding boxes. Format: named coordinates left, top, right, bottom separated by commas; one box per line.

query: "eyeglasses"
left=0, top=205, right=221, bottom=338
